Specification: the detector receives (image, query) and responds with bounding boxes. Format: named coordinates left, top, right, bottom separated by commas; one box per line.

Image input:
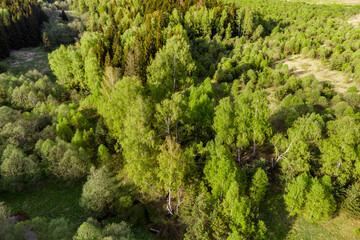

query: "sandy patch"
left=281, top=55, right=356, bottom=93
left=348, top=14, right=360, bottom=27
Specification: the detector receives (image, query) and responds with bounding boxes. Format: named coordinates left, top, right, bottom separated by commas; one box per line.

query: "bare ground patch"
left=348, top=14, right=360, bottom=27
left=280, top=55, right=356, bottom=93
left=285, top=0, right=360, bottom=4
left=3, top=46, right=51, bottom=74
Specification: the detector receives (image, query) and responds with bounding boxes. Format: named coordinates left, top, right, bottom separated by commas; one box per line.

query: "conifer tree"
left=250, top=168, right=269, bottom=205
left=304, top=177, right=335, bottom=222
left=43, top=32, right=52, bottom=53
left=284, top=173, right=311, bottom=216
left=61, top=9, right=68, bottom=22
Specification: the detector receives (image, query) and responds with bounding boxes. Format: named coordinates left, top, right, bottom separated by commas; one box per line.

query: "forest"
left=1, top=0, right=360, bottom=239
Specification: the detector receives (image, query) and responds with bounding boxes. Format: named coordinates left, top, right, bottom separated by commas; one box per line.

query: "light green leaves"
left=147, top=35, right=196, bottom=101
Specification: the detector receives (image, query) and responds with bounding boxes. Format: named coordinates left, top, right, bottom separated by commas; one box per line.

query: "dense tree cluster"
left=1, top=0, right=360, bottom=239
left=0, top=0, right=48, bottom=58
left=44, top=0, right=360, bottom=238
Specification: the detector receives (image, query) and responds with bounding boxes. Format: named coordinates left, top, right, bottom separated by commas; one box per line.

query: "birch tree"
left=155, top=93, right=185, bottom=140
left=233, top=92, right=252, bottom=163
left=157, top=136, right=193, bottom=215
left=319, top=116, right=360, bottom=186
left=249, top=90, right=272, bottom=158
left=213, top=97, right=235, bottom=148
left=272, top=113, right=323, bottom=178
left=204, top=141, right=244, bottom=201
left=147, top=35, right=196, bottom=101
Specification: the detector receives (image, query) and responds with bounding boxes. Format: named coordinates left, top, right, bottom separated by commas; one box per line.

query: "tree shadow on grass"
left=260, top=188, right=295, bottom=240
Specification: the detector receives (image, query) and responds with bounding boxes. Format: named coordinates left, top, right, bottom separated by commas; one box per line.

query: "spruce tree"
left=304, top=177, right=335, bottom=222
left=43, top=32, right=52, bottom=52
left=61, top=9, right=68, bottom=22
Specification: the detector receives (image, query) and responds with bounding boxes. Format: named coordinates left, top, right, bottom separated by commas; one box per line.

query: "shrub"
left=0, top=62, right=9, bottom=74
left=80, top=167, right=119, bottom=215
left=0, top=145, right=38, bottom=190
left=330, top=53, right=346, bottom=70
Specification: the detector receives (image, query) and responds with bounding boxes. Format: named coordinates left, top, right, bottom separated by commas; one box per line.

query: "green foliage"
left=342, top=182, right=360, bottom=217
left=182, top=192, right=212, bottom=240
left=3, top=0, right=360, bottom=239
left=73, top=220, right=102, bottom=240
left=23, top=217, right=72, bottom=240
left=204, top=142, right=242, bottom=201
left=250, top=168, right=268, bottom=205
left=74, top=218, right=134, bottom=240
left=157, top=136, right=193, bottom=214
left=213, top=97, right=235, bottom=147
left=155, top=93, right=185, bottom=138
left=284, top=174, right=335, bottom=222
left=40, top=138, right=90, bottom=181
left=0, top=0, right=47, bottom=59
left=319, top=116, right=360, bottom=186
left=272, top=113, right=324, bottom=179
left=80, top=167, right=119, bottom=215
left=1, top=145, right=38, bottom=190
left=98, top=144, right=110, bottom=164
left=284, top=173, right=311, bottom=216
left=304, top=177, right=336, bottom=222
left=147, top=35, right=196, bottom=101
left=43, top=32, right=52, bottom=52
left=56, top=122, right=74, bottom=142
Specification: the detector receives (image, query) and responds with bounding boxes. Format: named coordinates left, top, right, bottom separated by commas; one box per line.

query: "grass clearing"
left=1, top=46, right=51, bottom=75
left=262, top=190, right=360, bottom=240
left=0, top=180, right=87, bottom=232
left=281, top=55, right=356, bottom=93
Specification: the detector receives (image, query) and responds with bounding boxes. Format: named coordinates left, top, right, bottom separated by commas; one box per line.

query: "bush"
left=274, top=85, right=288, bottom=100
left=73, top=220, right=102, bottom=240
left=103, top=222, right=134, bottom=240
left=0, top=145, right=38, bottom=190
left=344, top=92, right=360, bottom=107
left=41, top=139, right=90, bottom=181
left=74, top=218, right=134, bottom=240
left=0, top=62, right=9, bottom=73
left=80, top=167, right=119, bottom=215
left=330, top=53, right=346, bottom=70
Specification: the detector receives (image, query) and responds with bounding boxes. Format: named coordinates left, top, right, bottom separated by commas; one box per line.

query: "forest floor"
left=3, top=46, right=51, bottom=75
left=281, top=55, right=357, bottom=93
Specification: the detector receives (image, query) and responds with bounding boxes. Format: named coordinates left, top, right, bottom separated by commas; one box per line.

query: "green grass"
left=262, top=189, right=360, bottom=240
left=0, top=179, right=157, bottom=239
left=0, top=180, right=88, bottom=232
